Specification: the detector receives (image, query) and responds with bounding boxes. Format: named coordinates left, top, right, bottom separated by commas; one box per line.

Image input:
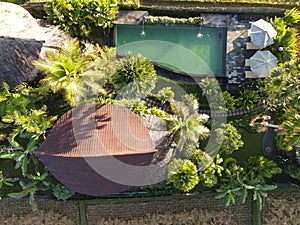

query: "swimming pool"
left=115, top=24, right=227, bottom=77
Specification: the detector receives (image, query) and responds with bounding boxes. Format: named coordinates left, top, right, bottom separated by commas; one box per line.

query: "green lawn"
left=233, top=128, right=263, bottom=162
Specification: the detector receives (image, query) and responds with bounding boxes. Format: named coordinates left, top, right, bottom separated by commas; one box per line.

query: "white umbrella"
left=249, top=19, right=277, bottom=48
left=250, top=50, right=278, bottom=77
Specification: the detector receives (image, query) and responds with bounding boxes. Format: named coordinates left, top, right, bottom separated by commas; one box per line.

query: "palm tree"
left=168, top=94, right=210, bottom=157
left=112, top=53, right=157, bottom=99
left=34, top=38, right=107, bottom=107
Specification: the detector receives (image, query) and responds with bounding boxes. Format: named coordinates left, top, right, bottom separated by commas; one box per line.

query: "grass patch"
left=228, top=112, right=264, bottom=162
left=232, top=128, right=263, bottom=162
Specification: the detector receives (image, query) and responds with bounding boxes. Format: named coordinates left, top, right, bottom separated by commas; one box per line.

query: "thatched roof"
left=0, top=37, right=42, bottom=87
left=0, top=2, right=69, bottom=88
left=35, top=104, right=157, bottom=196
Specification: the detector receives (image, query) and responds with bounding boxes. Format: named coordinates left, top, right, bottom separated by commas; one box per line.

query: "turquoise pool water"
left=115, top=24, right=227, bottom=76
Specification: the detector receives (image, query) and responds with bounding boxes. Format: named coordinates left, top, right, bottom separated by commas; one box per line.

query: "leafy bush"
left=215, top=123, right=244, bottom=155
left=199, top=154, right=224, bottom=188
left=282, top=7, right=300, bottom=27
left=112, top=53, right=158, bottom=99
left=236, top=89, right=259, bottom=109
left=52, top=184, right=74, bottom=201
left=0, top=83, right=56, bottom=210
left=190, top=149, right=205, bottom=164
left=214, top=156, right=280, bottom=210
left=155, top=87, right=174, bottom=105
left=167, top=158, right=199, bottom=192
left=222, top=91, right=236, bottom=110
left=114, top=98, right=148, bottom=114
left=45, top=0, right=118, bottom=41
left=275, top=110, right=300, bottom=152
left=287, top=163, right=300, bottom=180
left=262, top=60, right=300, bottom=153
left=269, top=8, right=300, bottom=63
left=199, top=78, right=226, bottom=111
left=247, top=156, right=282, bottom=182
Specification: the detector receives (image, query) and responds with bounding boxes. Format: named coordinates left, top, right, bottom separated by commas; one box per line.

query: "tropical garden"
left=0, top=0, right=299, bottom=222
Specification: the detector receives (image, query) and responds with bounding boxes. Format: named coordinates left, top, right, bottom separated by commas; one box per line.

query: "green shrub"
left=287, top=163, right=300, bottom=180
left=275, top=109, right=300, bottom=153
left=114, top=98, right=148, bottom=114
left=167, top=158, right=199, bottom=192
left=247, top=156, right=282, bottom=181
left=199, top=78, right=226, bottom=111
left=45, top=0, right=118, bottom=41
left=199, top=154, right=224, bottom=188
left=283, top=8, right=300, bottom=27
left=269, top=8, right=300, bottom=63
left=155, top=87, right=174, bottom=105
left=222, top=91, right=236, bottom=110
left=52, top=184, right=74, bottom=201
left=214, top=156, right=279, bottom=210
left=215, top=123, right=244, bottom=155
left=112, top=53, right=157, bottom=99
left=190, top=149, right=205, bottom=164
left=236, top=89, right=259, bottom=109
left=0, top=83, right=56, bottom=210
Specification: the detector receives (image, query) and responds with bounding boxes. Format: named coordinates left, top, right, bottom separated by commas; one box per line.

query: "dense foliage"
left=215, top=123, right=244, bottom=155
left=45, top=0, right=118, bottom=41
left=0, top=3, right=298, bottom=215
left=0, top=83, right=57, bottom=209
left=262, top=60, right=300, bottom=153
left=0, top=40, right=161, bottom=208
left=269, top=8, right=300, bottom=63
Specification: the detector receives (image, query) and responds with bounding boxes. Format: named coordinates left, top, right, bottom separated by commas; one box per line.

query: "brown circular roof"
left=35, top=104, right=157, bottom=196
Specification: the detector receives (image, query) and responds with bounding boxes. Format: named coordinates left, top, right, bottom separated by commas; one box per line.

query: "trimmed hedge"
left=144, top=15, right=203, bottom=24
